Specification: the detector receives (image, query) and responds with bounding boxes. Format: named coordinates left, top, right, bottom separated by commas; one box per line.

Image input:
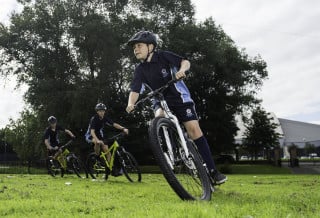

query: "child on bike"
left=44, top=116, right=75, bottom=160
left=126, top=31, right=227, bottom=185
left=85, top=103, right=129, bottom=159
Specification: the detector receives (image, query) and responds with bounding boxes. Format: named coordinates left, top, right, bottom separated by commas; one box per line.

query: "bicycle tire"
left=148, top=117, right=211, bottom=201
left=186, top=139, right=216, bottom=191
left=118, top=150, right=142, bottom=182
left=86, top=152, right=108, bottom=179
left=69, top=155, right=86, bottom=178
left=86, top=152, right=99, bottom=179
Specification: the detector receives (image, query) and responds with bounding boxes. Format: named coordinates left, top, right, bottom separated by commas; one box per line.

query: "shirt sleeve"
left=161, top=51, right=186, bottom=68
left=90, top=117, right=97, bottom=130
left=130, top=66, right=144, bottom=93
left=44, top=129, right=50, bottom=140
left=57, top=125, right=65, bottom=132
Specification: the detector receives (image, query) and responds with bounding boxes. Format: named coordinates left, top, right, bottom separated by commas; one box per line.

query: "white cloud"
left=0, top=0, right=25, bottom=128
left=193, top=0, right=320, bottom=124
left=0, top=78, right=27, bottom=128
left=0, top=0, right=21, bottom=25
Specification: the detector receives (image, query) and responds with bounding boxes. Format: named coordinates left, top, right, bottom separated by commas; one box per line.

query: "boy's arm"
left=90, top=129, right=102, bottom=144
left=65, top=129, right=75, bottom=139
left=175, top=59, right=190, bottom=79
left=113, top=123, right=129, bottom=134
left=45, top=139, right=54, bottom=150
left=126, top=91, right=140, bottom=113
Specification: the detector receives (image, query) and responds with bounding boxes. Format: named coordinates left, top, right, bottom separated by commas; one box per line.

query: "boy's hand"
left=126, top=104, right=135, bottom=113
left=175, top=70, right=186, bottom=80
left=123, top=128, right=129, bottom=135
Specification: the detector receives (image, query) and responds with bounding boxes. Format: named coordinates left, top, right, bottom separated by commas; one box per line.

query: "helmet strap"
left=144, top=44, right=154, bottom=62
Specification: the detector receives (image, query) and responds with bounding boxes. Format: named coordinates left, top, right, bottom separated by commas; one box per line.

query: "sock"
left=193, top=136, right=216, bottom=171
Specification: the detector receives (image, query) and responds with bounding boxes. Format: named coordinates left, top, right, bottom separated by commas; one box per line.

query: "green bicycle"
left=46, top=140, right=87, bottom=178
left=86, top=133, right=141, bottom=182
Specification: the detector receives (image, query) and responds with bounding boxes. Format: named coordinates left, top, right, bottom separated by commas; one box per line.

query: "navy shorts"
left=154, top=102, right=198, bottom=122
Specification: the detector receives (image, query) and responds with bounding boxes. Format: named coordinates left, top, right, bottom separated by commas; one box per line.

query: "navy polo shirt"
left=85, top=114, right=114, bottom=140
left=44, top=125, right=65, bottom=146
left=130, top=50, right=193, bottom=106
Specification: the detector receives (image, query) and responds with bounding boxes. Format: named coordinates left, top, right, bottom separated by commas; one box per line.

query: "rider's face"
left=133, top=43, right=152, bottom=61
left=50, top=122, right=57, bottom=128
left=97, top=110, right=105, bottom=118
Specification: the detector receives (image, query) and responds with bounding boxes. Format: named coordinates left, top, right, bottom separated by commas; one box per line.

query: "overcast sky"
left=1, top=0, right=320, bottom=127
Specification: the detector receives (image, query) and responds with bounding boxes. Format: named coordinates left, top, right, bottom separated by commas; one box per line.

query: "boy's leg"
left=183, top=120, right=227, bottom=184
left=183, top=120, right=216, bottom=170
left=101, top=144, right=111, bottom=162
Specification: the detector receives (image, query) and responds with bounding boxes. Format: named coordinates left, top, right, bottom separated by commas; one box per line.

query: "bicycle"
left=46, top=140, right=87, bottom=178
left=86, top=133, right=141, bottom=182
left=133, top=79, right=212, bottom=201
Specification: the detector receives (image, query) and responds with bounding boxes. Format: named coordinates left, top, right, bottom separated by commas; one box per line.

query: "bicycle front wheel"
left=46, top=157, right=60, bottom=177
left=118, top=149, right=142, bottom=182
left=68, top=155, right=87, bottom=178
left=149, top=117, right=211, bottom=201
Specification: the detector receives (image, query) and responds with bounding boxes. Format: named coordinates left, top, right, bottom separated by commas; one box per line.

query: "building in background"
left=235, top=114, right=320, bottom=158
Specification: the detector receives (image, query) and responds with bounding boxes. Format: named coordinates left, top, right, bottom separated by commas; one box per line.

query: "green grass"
left=140, top=164, right=293, bottom=174
left=225, top=164, right=292, bottom=174
left=0, top=173, right=319, bottom=218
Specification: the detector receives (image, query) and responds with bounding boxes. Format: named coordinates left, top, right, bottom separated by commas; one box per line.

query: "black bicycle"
left=46, top=140, right=87, bottom=178
left=86, top=133, right=141, bottom=182
left=133, top=79, right=211, bottom=200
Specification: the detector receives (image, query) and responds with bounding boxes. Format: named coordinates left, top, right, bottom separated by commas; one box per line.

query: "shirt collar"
left=149, top=51, right=159, bottom=63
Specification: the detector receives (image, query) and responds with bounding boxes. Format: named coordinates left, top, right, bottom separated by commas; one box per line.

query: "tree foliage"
left=243, top=107, right=281, bottom=160
left=0, top=0, right=268, bottom=162
left=3, top=109, right=43, bottom=163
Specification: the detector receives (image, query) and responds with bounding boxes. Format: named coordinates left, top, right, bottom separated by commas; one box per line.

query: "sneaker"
left=211, top=170, right=227, bottom=185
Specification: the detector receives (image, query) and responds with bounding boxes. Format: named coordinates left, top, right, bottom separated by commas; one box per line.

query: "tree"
left=304, top=142, right=316, bottom=156
left=243, top=107, right=280, bottom=160
left=0, top=0, right=269, bottom=164
left=4, top=109, right=43, bottom=171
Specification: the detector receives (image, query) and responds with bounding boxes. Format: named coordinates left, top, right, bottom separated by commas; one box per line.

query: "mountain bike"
left=86, top=133, right=141, bottom=182
left=133, top=79, right=211, bottom=201
left=46, top=140, right=87, bottom=178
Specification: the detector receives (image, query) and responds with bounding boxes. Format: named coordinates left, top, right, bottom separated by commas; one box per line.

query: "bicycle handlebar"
left=108, top=132, right=127, bottom=141
left=134, top=78, right=180, bottom=109
left=59, top=140, right=73, bottom=150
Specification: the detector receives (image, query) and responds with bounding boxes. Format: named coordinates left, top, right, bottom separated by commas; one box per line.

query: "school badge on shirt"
left=186, top=108, right=193, bottom=117
left=161, top=68, right=168, bottom=77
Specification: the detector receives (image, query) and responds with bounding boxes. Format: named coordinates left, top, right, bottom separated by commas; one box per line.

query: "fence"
left=0, top=160, right=47, bottom=174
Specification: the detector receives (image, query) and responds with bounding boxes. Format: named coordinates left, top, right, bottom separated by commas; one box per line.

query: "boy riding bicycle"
left=126, top=31, right=227, bottom=185
left=85, top=103, right=129, bottom=161
left=44, top=116, right=76, bottom=160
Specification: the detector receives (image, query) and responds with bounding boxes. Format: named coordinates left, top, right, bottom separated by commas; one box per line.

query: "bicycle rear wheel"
left=149, top=117, right=211, bottom=201
left=118, top=149, right=142, bottom=182
left=68, top=154, right=87, bottom=178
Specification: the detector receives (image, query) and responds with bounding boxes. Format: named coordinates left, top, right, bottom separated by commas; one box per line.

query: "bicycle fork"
left=162, top=116, right=190, bottom=170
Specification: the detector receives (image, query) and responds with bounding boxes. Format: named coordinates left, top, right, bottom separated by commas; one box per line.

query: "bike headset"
left=127, top=30, right=158, bottom=62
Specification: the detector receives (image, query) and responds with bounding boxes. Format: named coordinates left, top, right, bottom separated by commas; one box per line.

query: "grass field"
left=1, top=171, right=320, bottom=218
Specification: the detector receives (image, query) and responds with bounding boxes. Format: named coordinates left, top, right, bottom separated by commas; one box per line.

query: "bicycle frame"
left=159, top=96, right=190, bottom=167
left=99, top=140, right=120, bottom=171
left=56, top=149, right=70, bottom=169
left=54, top=140, right=73, bottom=169
left=137, top=79, right=191, bottom=168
